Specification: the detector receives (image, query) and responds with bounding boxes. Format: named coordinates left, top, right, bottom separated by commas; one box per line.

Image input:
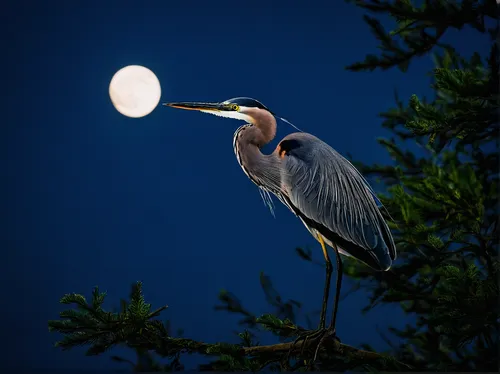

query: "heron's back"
left=278, top=132, right=396, bottom=271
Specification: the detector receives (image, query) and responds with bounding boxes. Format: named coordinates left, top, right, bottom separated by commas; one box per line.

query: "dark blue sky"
left=3, top=0, right=488, bottom=370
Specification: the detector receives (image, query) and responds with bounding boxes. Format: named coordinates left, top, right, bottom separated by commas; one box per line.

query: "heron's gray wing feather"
left=280, top=133, right=396, bottom=267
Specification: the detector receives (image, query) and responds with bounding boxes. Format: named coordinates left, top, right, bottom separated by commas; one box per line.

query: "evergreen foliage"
left=48, top=0, right=498, bottom=371
left=340, top=0, right=499, bottom=371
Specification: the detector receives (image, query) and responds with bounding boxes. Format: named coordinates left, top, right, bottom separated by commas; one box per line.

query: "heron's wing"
left=280, top=133, right=396, bottom=269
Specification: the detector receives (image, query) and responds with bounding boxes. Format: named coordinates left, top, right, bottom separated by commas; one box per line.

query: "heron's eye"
left=231, top=104, right=239, bottom=111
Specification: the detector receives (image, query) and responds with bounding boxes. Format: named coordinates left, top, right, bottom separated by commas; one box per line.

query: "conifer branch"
left=48, top=282, right=409, bottom=371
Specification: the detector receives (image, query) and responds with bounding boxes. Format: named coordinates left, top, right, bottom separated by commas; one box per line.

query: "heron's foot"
left=285, top=328, right=327, bottom=364
left=287, top=328, right=341, bottom=368
left=310, top=327, right=342, bottom=363
left=286, top=328, right=324, bottom=363
left=313, top=328, right=341, bottom=362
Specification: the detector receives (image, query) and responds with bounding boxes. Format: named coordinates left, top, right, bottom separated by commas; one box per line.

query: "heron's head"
left=163, top=97, right=273, bottom=124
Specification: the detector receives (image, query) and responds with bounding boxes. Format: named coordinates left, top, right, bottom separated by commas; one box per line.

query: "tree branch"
left=151, top=332, right=409, bottom=369
left=49, top=284, right=411, bottom=370
left=244, top=338, right=379, bottom=361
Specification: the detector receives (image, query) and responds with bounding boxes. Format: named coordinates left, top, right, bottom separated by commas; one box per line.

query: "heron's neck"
left=233, top=122, right=281, bottom=191
left=245, top=107, right=277, bottom=146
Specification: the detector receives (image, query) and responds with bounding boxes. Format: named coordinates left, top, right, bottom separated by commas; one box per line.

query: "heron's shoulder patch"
left=277, top=138, right=302, bottom=158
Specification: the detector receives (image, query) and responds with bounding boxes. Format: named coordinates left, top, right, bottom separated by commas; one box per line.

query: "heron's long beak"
left=163, top=102, right=226, bottom=112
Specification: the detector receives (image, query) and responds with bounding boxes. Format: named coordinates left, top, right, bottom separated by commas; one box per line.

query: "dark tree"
left=339, top=0, right=499, bottom=371
left=48, top=0, right=499, bottom=371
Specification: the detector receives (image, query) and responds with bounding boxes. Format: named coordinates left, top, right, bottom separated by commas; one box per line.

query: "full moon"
left=109, top=65, right=161, bottom=118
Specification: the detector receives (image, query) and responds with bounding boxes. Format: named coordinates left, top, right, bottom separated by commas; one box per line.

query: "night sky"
left=3, top=0, right=488, bottom=370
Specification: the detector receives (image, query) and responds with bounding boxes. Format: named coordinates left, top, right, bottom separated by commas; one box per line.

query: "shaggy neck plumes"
left=232, top=108, right=281, bottom=193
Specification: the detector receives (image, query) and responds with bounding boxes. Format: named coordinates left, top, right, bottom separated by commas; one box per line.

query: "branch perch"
left=156, top=332, right=408, bottom=369
left=49, top=283, right=411, bottom=370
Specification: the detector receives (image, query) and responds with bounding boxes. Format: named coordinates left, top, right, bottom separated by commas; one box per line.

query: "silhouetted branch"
left=141, top=328, right=410, bottom=370
left=48, top=282, right=410, bottom=371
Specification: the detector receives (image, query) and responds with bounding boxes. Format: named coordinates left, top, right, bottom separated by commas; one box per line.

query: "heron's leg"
left=286, top=234, right=333, bottom=364
left=308, top=243, right=343, bottom=364
left=318, top=234, right=333, bottom=330
left=328, top=242, right=343, bottom=333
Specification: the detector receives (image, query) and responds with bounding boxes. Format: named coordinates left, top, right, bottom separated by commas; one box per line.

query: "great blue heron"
left=164, top=97, right=396, bottom=359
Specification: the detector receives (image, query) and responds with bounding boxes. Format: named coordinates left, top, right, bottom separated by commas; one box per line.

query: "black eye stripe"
left=225, top=97, right=271, bottom=112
